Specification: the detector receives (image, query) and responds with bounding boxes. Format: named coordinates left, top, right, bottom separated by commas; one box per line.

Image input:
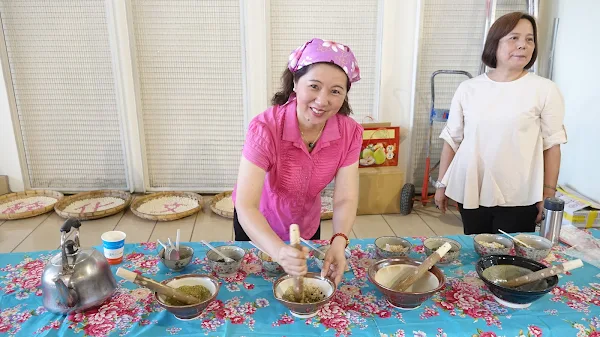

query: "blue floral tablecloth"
left=1, top=231, right=600, bottom=337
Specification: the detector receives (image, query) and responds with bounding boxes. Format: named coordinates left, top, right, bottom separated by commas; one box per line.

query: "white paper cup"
left=101, top=231, right=126, bottom=264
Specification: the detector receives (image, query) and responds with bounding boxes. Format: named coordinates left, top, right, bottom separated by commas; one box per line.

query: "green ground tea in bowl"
left=165, top=285, right=211, bottom=306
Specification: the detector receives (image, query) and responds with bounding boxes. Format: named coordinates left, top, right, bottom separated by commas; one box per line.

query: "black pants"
left=458, top=203, right=538, bottom=235
left=233, top=209, right=321, bottom=241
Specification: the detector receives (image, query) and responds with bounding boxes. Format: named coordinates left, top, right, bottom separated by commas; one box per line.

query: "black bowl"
left=476, top=255, right=558, bottom=307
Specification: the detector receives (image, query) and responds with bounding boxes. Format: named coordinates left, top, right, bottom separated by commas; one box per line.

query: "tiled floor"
left=0, top=196, right=464, bottom=253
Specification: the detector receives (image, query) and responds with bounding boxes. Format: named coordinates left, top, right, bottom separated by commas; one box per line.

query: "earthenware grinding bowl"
left=367, top=258, right=446, bottom=310
left=476, top=255, right=558, bottom=309
left=272, top=272, right=336, bottom=319
left=154, top=274, right=220, bottom=320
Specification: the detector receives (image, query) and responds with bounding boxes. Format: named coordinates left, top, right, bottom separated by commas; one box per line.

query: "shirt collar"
left=281, top=98, right=341, bottom=144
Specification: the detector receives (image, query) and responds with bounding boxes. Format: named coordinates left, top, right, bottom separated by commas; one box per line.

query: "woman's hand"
left=277, top=245, right=309, bottom=277
left=536, top=201, right=544, bottom=223
left=434, top=188, right=448, bottom=214
left=321, top=238, right=347, bottom=287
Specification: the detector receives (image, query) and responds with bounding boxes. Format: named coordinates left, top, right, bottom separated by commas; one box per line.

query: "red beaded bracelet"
left=330, top=233, right=350, bottom=248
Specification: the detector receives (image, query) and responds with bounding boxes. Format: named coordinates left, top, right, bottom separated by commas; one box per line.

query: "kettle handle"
left=61, top=218, right=81, bottom=233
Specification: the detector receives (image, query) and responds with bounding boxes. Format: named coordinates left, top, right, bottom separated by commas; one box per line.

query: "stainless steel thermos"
left=539, top=197, right=565, bottom=245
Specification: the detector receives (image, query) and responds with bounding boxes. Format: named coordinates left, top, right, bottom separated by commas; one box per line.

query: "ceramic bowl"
left=476, top=255, right=558, bottom=309
left=159, top=245, right=194, bottom=271
left=474, top=234, right=513, bottom=257
left=155, top=274, right=220, bottom=320
left=423, top=237, right=461, bottom=264
left=273, top=272, right=336, bottom=319
left=258, top=251, right=284, bottom=276
left=374, top=236, right=412, bottom=258
left=513, top=234, right=553, bottom=262
left=206, top=245, right=245, bottom=277
left=367, top=258, right=446, bottom=310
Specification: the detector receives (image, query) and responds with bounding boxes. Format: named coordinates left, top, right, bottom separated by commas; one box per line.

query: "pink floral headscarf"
left=288, top=38, right=361, bottom=85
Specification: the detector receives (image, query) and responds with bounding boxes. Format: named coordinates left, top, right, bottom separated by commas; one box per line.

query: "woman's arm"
left=435, top=83, right=465, bottom=213
left=235, top=157, right=285, bottom=256
left=235, top=157, right=307, bottom=275
left=434, top=142, right=456, bottom=213
left=321, top=160, right=359, bottom=285
left=437, top=142, right=456, bottom=184
left=331, top=160, right=359, bottom=241
left=543, top=145, right=561, bottom=199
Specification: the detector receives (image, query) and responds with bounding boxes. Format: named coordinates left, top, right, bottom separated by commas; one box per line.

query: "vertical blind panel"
left=411, top=0, right=487, bottom=189
left=496, top=0, right=529, bottom=19
left=269, top=0, right=380, bottom=121
left=0, top=0, right=128, bottom=190
left=130, top=0, right=244, bottom=191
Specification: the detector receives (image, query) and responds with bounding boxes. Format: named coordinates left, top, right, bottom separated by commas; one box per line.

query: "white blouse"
left=440, top=73, right=567, bottom=209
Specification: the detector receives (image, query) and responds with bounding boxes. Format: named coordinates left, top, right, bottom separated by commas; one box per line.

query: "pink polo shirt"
left=232, top=99, right=363, bottom=240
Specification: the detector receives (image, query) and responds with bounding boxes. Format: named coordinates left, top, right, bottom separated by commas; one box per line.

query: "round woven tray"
left=210, top=191, right=234, bottom=219
left=0, top=190, right=64, bottom=220
left=54, top=190, right=132, bottom=220
left=320, top=189, right=334, bottom=220
left=130, top=192, right=203, bottom=222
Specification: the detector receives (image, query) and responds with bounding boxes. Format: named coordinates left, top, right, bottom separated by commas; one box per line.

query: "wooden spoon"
left=500, top=259, right=584, bottom=288
left=116, top=268, right=199, bottom=305
left=289, top=224, right=304, bottom=301
left=391, top=242, right=452, bottom=292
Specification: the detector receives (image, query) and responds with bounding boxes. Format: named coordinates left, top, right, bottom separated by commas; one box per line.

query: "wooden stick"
left=116, top=267, right=199, bottom=305
left=289, top=224, right=304, bottom=300
left=498, top=229, right=534, bottom=249
left=391, top=242, right=452, bottom=292
left=501, top=259, right=584, bottom=288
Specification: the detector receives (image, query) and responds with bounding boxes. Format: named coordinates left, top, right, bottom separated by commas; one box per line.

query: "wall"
left=0, top=0, right=420, bottom=192
left=0, top=46, right=24, bottom=192
left=542, top=0, right=600, bottom=202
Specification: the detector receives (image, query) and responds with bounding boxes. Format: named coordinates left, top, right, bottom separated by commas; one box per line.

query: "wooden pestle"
left=391, top=242, right=452, bottom=292
left=289, top=224, right=304, bottom=301
left=116, top=267, right=199, bottom=305
left=501, top=259, right=584, bottom=288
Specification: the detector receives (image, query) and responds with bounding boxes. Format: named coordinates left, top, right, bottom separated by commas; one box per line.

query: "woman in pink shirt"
left=232, top=38, right=363, bottom=285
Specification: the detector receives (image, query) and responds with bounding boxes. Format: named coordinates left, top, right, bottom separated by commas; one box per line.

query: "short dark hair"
left=481, top=12, right=538, bottom=69
left=270, top=63, right=353, bottom=116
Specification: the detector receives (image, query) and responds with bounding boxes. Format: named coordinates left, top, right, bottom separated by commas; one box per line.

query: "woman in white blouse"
left=434, top=12, right=567, bottom=235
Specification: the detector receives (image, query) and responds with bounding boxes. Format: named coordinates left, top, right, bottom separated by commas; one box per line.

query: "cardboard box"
left=0, top=176, right=10, bottom=196
left=556, top=186, right=600, bottom=228
left=358, top=166, right=405, bottom=215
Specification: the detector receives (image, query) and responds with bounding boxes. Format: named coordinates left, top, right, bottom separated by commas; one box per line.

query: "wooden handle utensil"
left=391, top=242, right=452, bottom=292
left=501, top=259, right=584, bottom=288
left=289, top=224, right=304, bottom=300
left=116, top=267, right=199, bottom=305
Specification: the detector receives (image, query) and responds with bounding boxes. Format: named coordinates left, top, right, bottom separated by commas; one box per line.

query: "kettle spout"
left=54, top=276, right=78, bottom=308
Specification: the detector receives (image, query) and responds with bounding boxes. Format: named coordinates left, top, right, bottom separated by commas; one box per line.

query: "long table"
left=1, top=232, right=599, bottom=336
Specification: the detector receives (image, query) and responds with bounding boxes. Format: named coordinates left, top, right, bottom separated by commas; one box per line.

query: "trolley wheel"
left=400, top=183, right=416, bottom=215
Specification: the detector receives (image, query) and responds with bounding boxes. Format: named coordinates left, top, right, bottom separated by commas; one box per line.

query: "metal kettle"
left=41, top=218, right=117, bottom=314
